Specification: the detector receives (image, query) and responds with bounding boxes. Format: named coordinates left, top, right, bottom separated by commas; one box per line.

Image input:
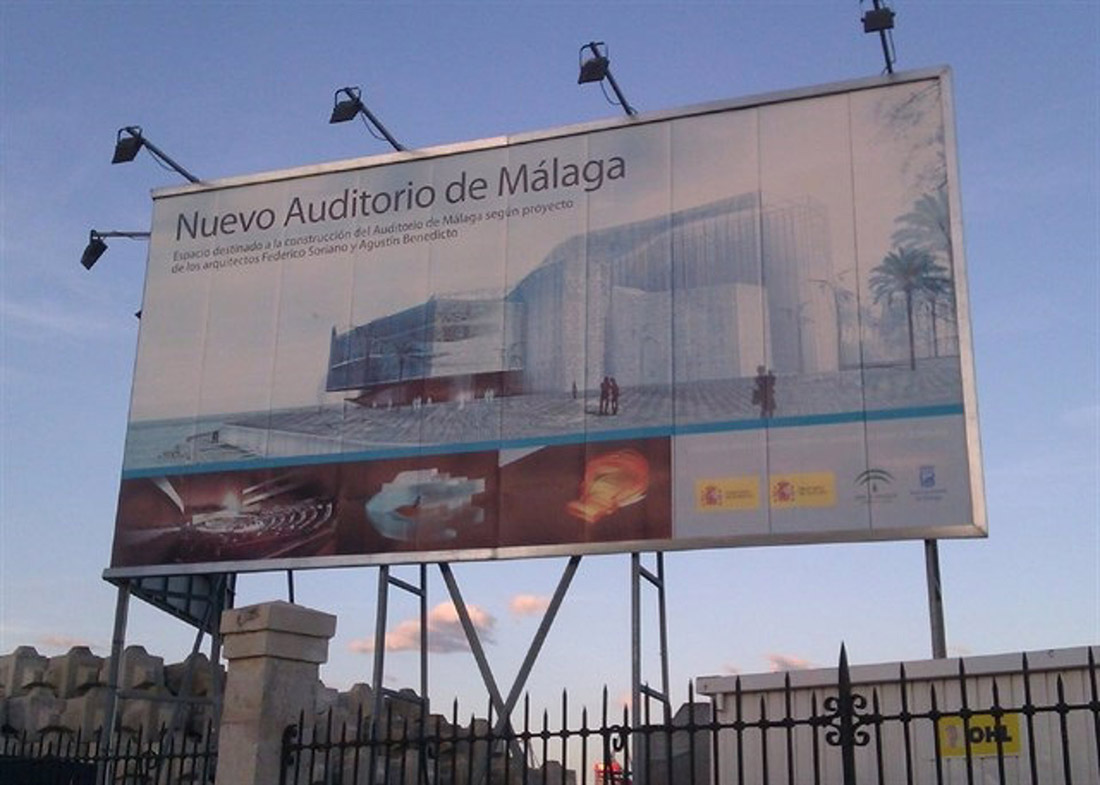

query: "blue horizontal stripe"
left=121, top=403, right=964, bottom=480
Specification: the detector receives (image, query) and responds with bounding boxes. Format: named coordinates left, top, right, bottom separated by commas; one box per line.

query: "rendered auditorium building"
left=327, top=193, right=836, bottom=403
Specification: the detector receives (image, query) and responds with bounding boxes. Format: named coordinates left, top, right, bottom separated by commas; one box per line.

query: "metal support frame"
left=103, top=581, right=131, bottom=741
left=924, top=539, right=948, bottom=658
left=163, top=573, right=230, bottom=732
left=101, top=572, right=232, bottom=770
left=370, top=564, right=429, bottom=732
left=440, top=557, right=581, bottom=777
left=209, top=589, right=226, bottom=723
left=631, top=552, right=671, bottom=727
left=631, top=552, right=672, bottom=785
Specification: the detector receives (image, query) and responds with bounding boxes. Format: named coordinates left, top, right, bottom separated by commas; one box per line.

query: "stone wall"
left=0, top=644, right=220, bottom=744
left=0, top=641, right=572, bottom=785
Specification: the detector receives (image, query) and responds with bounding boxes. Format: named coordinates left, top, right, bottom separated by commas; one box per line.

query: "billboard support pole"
left=631, top=551, right=672, bottom=782
left=631, top=555, right=640, bottom=724
left=208, top=573, right=230, bottom=726
left=102, top=580, right=131, bottom=780
left=370, top=565, right=391, bottom=730
left=924, top=539, right=948, bottom=658
left=370, top=565, right=430, bottom=733
left=418, top=563, right=428, bottom=706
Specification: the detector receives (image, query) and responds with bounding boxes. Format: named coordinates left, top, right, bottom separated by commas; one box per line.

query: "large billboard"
left=106, top=67, right=985, bottom=577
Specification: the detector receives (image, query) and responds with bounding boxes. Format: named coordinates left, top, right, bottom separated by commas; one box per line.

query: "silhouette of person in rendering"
left=610, top=377, right=620, bottom=415
left=572, top=380, right=578, bottom=400
left=752, top=365, right=776, bottom=418
left=599, top=376, right=610, bottom=415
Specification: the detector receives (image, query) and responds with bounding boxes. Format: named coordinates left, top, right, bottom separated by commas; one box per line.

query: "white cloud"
left=349, top=601, right=496, bottom=654
left=765, top=653, right=813, bottom=672
left=509, top=594, right=550, bottom=617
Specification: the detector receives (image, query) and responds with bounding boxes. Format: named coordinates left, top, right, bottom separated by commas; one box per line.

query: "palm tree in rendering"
left=892, top=189, right=956, bottom=356
left=869, top=247, right=951, bottom=370
left=892, top=189, right=951, bottom=257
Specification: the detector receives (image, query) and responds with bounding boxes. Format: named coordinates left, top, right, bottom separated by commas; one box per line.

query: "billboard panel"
left=107, top=67, right=985, bottom=576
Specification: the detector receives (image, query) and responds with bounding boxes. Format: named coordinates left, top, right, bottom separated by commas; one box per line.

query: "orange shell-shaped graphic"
left=565, top=449, right=650, bottom=524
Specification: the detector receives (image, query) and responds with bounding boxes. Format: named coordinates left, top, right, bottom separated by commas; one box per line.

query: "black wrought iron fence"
left=282, top=647, right=1100, bottom=785
left=0, top=721, right=217, bottom=785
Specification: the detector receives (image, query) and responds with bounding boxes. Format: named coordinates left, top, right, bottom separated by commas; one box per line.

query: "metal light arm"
left=81, top=229, right=151, bottom=270
left=862, top=0, right=896, bottom=74
left=604, top=70, right=636, bottom=116
left=117, top=126, right=202, bottom=183
left=332, top=87, right=406, bottom=152
left=93, top=230, right=151, bottom=240
left=356, top=100, right=405, bottom=152
left=580, top=42, right=637, bottom=117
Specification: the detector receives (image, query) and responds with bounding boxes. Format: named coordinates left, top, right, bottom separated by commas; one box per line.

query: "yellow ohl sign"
left=938, top=713, right=1021, bottom=757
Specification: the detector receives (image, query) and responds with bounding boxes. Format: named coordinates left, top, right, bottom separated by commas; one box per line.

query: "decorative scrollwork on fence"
left=609, top=724, right=629, bottom=753
left=822, top=692, right=872, bottom=749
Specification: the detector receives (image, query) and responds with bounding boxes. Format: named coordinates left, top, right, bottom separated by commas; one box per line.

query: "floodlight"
left=111, top=126, right=201, bottom=183
left=81, top=229, right=150, bottom=271
left=577, top=42, right=636, bottom=117
left=112, top=130, right=144, bottom=164
left=329, top=86, right=406, bottom=152
left=329, top=88, right=364, bottom=124
left=578, top=51, right=610, bottom=84
left=861, top=0, right=896, bottom=74
left=81, top=234, right=109, bottom=270
left=862, top=7, right=895, bottom=33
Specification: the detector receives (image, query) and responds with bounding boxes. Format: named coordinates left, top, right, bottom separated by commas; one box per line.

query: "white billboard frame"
left=104, top=66, right=985, bottom=580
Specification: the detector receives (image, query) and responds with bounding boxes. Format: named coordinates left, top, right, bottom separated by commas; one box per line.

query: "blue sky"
left=1, top=1, right=1097, bottom=714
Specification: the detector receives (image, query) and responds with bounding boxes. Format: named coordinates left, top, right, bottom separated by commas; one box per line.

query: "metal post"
left=631, top=552, right=673, bottom=785
left=631, top=553, right=642, bottom=731
left=924, top=539, right=948, bottom=658
left=418, top=563, right=429, bottom=785
left=102, top=580, right=131, bottom=781
left=371, top=565, right=390, bottom=729
left=631, top=553, right=672, bottom=715
left=419, top=563, right=428, bottom=706
left=655, top=552, right=670, bottom=716
left=209, top=574, right=228, bottom=724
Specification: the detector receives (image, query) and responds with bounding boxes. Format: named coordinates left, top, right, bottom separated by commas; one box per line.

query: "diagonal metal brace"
left=440, top=556, right=581, bottom=779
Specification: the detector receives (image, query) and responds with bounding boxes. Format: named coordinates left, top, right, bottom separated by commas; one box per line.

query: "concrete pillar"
left=215, top=601, right=336, bottom=785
